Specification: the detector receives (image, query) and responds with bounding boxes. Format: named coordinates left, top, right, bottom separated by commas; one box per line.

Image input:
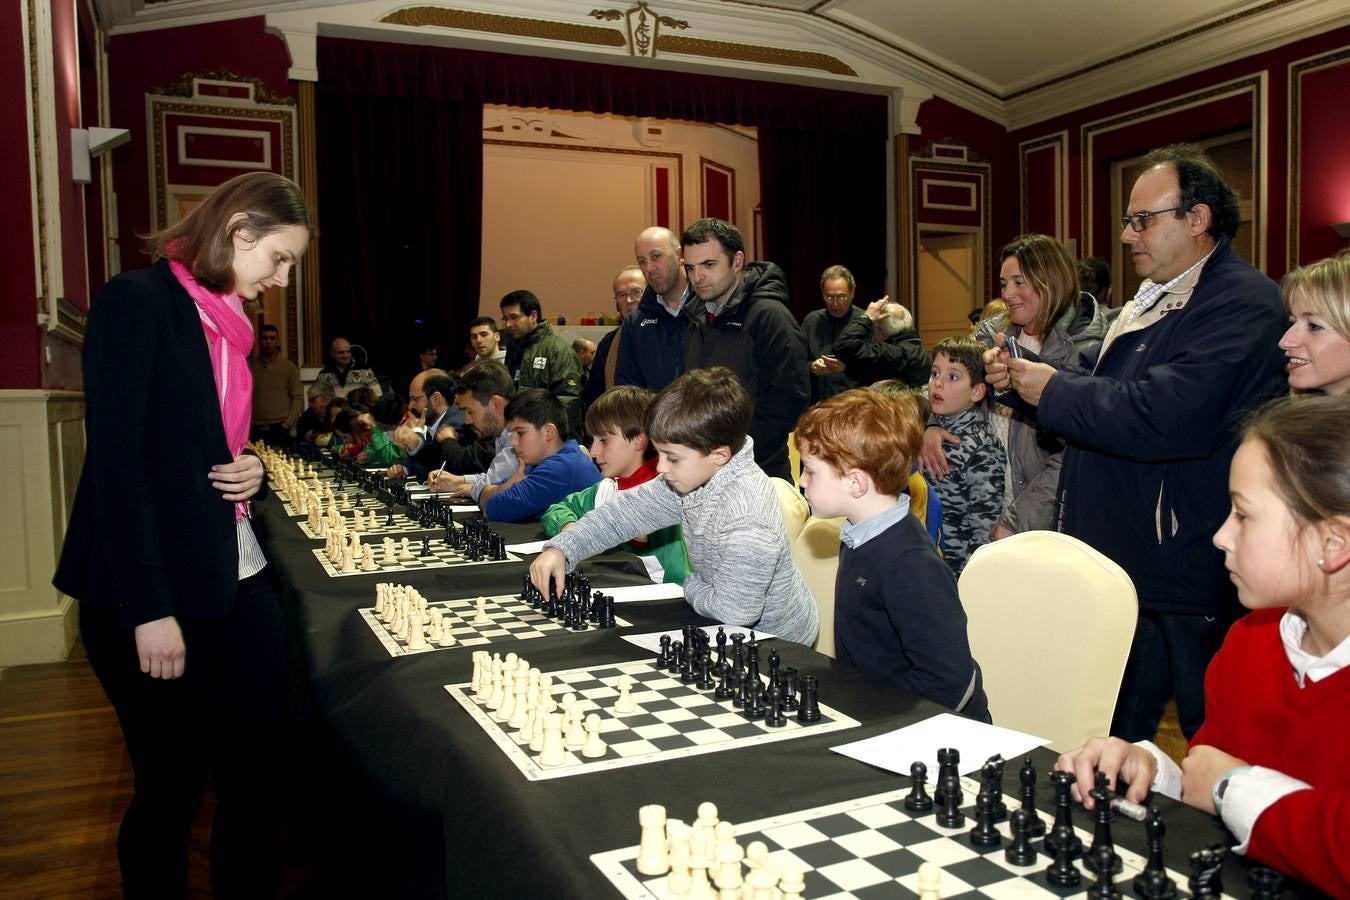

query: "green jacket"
left=541, top=480, right=691, bottom=585
left=508, top=321, right=584, bottom=439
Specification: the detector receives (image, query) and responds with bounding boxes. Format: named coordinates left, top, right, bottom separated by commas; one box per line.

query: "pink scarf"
left=169, top=258, right=255, bottom=521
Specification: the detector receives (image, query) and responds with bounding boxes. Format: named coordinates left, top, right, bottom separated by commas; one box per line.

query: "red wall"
left=106, top=17, right=293, bottom=276
left=0, top=3, right=38, bottom=389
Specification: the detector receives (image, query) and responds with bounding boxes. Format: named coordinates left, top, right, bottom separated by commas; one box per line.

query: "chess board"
left=445, top=658, right=860, bottom=782
left=311, top=540, right=520, bottom=577
left=297, top=509, right=440, bottom=539
left=592, top=783, right=1207, bottom=899
left=359, top=593, right=632, bottom=657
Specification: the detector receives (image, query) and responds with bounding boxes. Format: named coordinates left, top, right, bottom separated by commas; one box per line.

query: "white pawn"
left=636, top=804, right=670, bottom=876
left=743, top=866, right=777, bottom=900
left=778, top=864, right=805, bottom=900
left=537, top=712, right=567, bottom=767
left=743, top=840, right=769, bottom=874
left=473, top=596, right=491, bottom=625
left=399, top=537, right=414, bottom=560
left=564, top=705, right=587, bottom=751
left=712, top=825, right=742, bottom=893
left=427, top=615, right=442, bottom=644
left=581, top=713, right=607, bottom=758
left=437, top=624, right=455, bottom=647
left=696, top=801, right=719, bottom=844
left=612, top=674, right=637, bottom=714
left=916, top=861, right=942, bottom=900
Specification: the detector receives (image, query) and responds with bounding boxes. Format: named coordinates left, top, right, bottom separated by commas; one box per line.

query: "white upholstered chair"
left=770, top=477, right=810, bottom=544
left=792, top=516, right=845, bottom=658
left=958, top=530, right=1138, bottom=752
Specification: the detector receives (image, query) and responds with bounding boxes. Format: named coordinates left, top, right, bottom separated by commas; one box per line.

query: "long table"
left=257, top=488, right=1298, bottom=898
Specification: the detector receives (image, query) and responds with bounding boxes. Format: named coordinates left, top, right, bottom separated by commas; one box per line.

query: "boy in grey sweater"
left=532, top=368, right=818, bottom=645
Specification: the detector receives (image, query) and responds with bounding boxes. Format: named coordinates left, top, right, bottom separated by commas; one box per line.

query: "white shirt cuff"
left=1221, top=766, right=1312, bottom=854
left=467, top=473, right=488, bottom=502
left=1138, top=740, right=1183, bottom=800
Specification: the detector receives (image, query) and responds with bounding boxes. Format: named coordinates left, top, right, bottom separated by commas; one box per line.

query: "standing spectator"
left=681, top=218, right=809, bottom=481
left=614, top=226, right=697, bottom=392
left=296, top=382, right=332, bottom=445
left=249, top=323, right=302, bottom=446
left=833, top=297, right=931, bottom=389
left=583, top=265, right=646, bottom=407
left=315, top=336, right=381, bottom=400
left=467, top=316, right=506, bottom=365
left=500, top=290, right=584, bottom=440
left=803, top=265, right=870, bottom=402
left=989, top=144, right=1287, bottom=742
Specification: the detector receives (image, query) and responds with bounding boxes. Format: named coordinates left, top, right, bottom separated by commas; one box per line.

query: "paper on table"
left=505, top=540, right=551, bottom=555
left=623, top=623, right=774, bottom=653
left=830, top=712, right=1048, bottom=777
left=603, top=583, right=685, bottom=604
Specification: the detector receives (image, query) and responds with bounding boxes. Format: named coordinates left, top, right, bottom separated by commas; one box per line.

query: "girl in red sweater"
left=1058, top=394, right=1350, bottom=895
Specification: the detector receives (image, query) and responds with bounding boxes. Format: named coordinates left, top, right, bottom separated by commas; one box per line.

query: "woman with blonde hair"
left=921, top=233, right=1107, bottom=536
left=1279, top=249, right=1350, bottom=395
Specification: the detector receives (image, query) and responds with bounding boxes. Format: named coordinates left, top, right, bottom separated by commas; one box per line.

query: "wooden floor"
left=1, top=642, right=1189, bottom=898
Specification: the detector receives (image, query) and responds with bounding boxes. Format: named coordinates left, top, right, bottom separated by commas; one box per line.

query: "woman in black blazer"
left=55, top=172, right=312, bottom=899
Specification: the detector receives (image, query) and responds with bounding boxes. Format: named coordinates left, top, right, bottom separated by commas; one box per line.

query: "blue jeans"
left=1109, top=611, right=1228, bottom=743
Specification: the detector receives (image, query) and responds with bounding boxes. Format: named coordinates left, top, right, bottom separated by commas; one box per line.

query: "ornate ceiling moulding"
left=381, top=7, right=626, bottom=48
left=149, top=68, right=295, bottom=106
left=654, top=34, right=855, bottom=76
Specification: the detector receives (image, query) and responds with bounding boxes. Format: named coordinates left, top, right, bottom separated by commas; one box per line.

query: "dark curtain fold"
left=759, top=127, right=889, bottom=320
left=316, top=37, right=888, bottom=369
left=316, top=88, right=482, bottom=386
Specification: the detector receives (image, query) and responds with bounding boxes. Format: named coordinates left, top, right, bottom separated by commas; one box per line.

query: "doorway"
left=917, top=228, right=984, bottom=348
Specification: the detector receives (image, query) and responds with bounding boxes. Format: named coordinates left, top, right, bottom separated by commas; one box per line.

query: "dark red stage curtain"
left=317, top=38, right=888, bottom=359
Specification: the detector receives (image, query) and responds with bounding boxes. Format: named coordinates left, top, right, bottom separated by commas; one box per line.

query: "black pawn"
left=968, top=789, right=1001, bottom=848
left=795, top=674, right=821, bottom=723
left=1084, top=772, right=1122, bottom=875
left=743, top=677, right=766, bottom=720
left=764, top=683, right=785, bottom=728
left=1004, top=808, right=1037, bottom=866
left=1018, top=757, right=1046, bottom=837
left=696, top=653, right=715, bottom=691
left=729, top=667, right=745, bottom=709
left=1133, top=807, right=1176, bottom=900
left=904, top=762, right=934, bottom=813
left=936, top=771, right=965, bottom=829
left=780, top=668, right=800, bottom=712
left=714, top=661, right=733, bottom=700
left=1247, top=868, right=1283, bottom=900
left=419, top=535, right=432, bottom=557
left=1045, top=824, right=1082, bottom=887
left=657, top=634, right=671, bottom=667
left=1087, top=843, right=1122, bottom=899
left=667, top=641, right=683, bottom=674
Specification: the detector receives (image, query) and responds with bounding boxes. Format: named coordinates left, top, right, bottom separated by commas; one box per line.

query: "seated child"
left=869, top=379, right=944, bottom=547
left=331, top=403, right=366, bottom=457
left=481, top=388, right=600, bottom=522
left=358, top=391, right=409, bottom=467
left=795, top=389, right=990, bottom=721
left=541, top=386, right=690, bottom=585
left=532, top=367, right=818, bottom=645
left=313, top=396, right=346, bottom=449
left=926, top=337, right=1006, bottom=574
left=1057, top=395, right=1350, bottom=896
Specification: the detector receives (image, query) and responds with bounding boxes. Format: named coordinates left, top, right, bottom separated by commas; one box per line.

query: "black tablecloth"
left=257, top=493, right=1295, bottom=898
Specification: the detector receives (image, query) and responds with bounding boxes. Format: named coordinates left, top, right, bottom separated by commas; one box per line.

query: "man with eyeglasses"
left=499, top=290, right=585, bottom=440
left=987, top=143, right=1286, bottom=746
left=583, top=265, right=647, bottom=409
left=802, top=264, right=871, bottom=402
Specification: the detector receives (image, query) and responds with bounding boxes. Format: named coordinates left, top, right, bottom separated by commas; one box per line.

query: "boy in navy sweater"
left=795, top=389, right=990, bottom=721
left=482, top=388, right=600, bottom=522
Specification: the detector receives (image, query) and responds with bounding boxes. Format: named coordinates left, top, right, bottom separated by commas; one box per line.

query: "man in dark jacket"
left=500, top=290, right=584, bottom=440
left=680, top=218, right=809, bottom=480
left=614, top=226, right=699, bottom=393
left=832, top=297, right=931, bottom=388
left=803, top=264, right=871, bottom=402
left=583, top=265, right=646, bottom=408
left=990, top=144, right=1286, bottom=742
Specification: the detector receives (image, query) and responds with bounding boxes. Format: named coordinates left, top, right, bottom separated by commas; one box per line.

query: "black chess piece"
left=968, top=789, right=1001, bottom=848
left=1004, top=808, right=1037, bottom=866
left=780, top=668, right=799, bottom=712
left=1086, top=843, right=1122, bottom=899
left=667, top=641, right=683, bottom=674
left=936, top=771, right=965, bottom=829
left=795, top=674, right=821, bottom=723
left=680, top=645, right=697, bottom=684
left=935, top=747, right=962, bottom=807
left=743, top=676, right=766, bottom=721
left=1045, top=823, right=1082, bottom=887
left=1084, top=772, right=1122, bottom=875
left=904, top=762, right=934, bottom=813
left=1247, top=867, right=1283, bottom=900
left=657, top=634, right=671, bottom=667
left=982, top=755, right=1008, bottom=822
left=601, top=595, right=616, bottom=628
left=764, top=683, right=785, bottom=728
left=1133, top=807, right=1177, bottom=900
left=385, top=505, right=396, bottom=527
left=1045, top=770, right=1081, bottom=860
left=1187, top=844, right=1225, bottom=899
left=714, top=660, right=733, bottom=700
left=729, top=666, right=746, bottom=709
left=1018, top=757, right=1045, bottom=837
left=715, top=627, right=727, bottom=666
left=696, top=653, right=714, bottom=691
left=419, top=535, right=432, bottom=557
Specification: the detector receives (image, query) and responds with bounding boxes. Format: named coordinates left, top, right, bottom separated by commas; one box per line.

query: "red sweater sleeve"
left=1246, top=788, right=1350, bottom=895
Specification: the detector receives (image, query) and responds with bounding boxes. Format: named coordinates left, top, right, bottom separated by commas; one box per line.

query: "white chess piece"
left=360, top=546, right=377, bottom=571
left=778, top=864, right=805, bottom=900
left=666, top=835, right=692, bottom=896
left=916, top=861, right=942, bottom=900
left=382, top=538, right=397, bottom=566
left=635, top=804, right=670, bottom=876
left=712, top=825, right=742, bottom=893
left=743, top=866, right=777, bottom=900
left=471, top=651, right=485, bottom=693
left=686, top=831, right=714, bottom=900
left=612, top=674, right=637, bottom=714
left=581, top=713, right=606, bottom=758
left=537, top=712, right=566, bottom=767
left=472, top=596, right=491, bottom=625
left=508, top=670, right=530, bottom=729
left=437, top=625, right=455, bottom=647
left=564, top=705, right=587, bottom=751
left=406, top=617, right=427, bottom=650
left=399, top=537, right=414, bottom=560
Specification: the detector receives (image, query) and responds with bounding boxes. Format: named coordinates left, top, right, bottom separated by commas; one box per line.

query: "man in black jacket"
left=833, top=297, right=931, bottom=388
left=680, top=218, right=809, bottom=480
left=613, top=226, right=698, bottom=393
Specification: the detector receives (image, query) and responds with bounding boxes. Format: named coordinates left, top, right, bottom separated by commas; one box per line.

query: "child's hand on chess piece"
left=1180, top=745, right=1247, bottom=815
left=530, top=548, right=568, bottom=600
left=1056, top=736, right=1158, bottom=808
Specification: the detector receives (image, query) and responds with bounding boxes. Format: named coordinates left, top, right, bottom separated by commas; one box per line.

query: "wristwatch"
left=1212, top=765, right=1251, bottom=815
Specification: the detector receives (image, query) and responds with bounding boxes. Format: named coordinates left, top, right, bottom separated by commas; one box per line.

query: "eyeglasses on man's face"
left=1121, top=206, right=1186, bottom=233
left=613, top=288, right=644, bottom=301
